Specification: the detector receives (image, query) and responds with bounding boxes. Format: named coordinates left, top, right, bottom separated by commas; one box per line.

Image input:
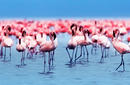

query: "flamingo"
left=39, top=31, right=57, bottom=73
left=112, top=29, right=130, bottom=71
left=1, top=32, right=13, bottom=62
left=21, top=30, right=37, bottom=59
left=26, top=35, right=37, bottom=59
left=16, top=37, right=26, bottom=67
left=91, top=33, right=99, bottom=54
left=98, top=28, right=111, bottom=63
left=66, top=24, right=78, bottom=64
left=74, top=26, right=92, bottom=63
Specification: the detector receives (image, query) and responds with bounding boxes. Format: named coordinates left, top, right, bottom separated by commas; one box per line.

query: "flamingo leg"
left=107, top=48, right=109, bottom=57
left=66, top=47, right=73, bottom=64
left=85, top=46, right=89, bottom=62
left=3, top=47, right=6, bottom=61
left=43, top=52, right=45, bottom=58
left=91, top=45, right=94, bottom=55
left=74, top=46, right=78, bottom=63
left=0, top=47, right=3, bottom=58
left=22, top=51, right=26, bottom=66
left=21, top=52, right=23, bottom=66
left=26, top=51, right=29, bottom=58
left=43, top=53, right=46, bottom=73
left=122, top=54, right=125, bottom=71
left=70, top=49, right=75, bottom=64
left=115, top=54, right=124, bottom=71
left=100, top=46, right=105, bottom=63
left=75, top=46, right=82, bottom=61
left=48, top=52, right=51, bottom=72
left=115, top=50, right=117, bottom=56
left=94, top=44, right=97, bottom=54
left=104, top=48, right=108, bottom=58
left=83, top=46, right=85, bottom=58
left=31, top=50, right=33, bottom=59
left=51, top=50, right=55, bottom=66
left=9, top=47, right=11, bottom=61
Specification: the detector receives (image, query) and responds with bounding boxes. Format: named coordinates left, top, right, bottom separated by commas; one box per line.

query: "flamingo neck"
left=41, top=33, right=43, bottom=37
left=19, top=39, right=21, bottom=44
left=35, top=35, right=37, bottom=39
left=83, top=33, right=87, bottom=41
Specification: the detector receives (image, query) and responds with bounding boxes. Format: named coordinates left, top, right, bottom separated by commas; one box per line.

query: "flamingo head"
left=70, top=24, right=77, bottom=32
left=83, top=29, right=91, bottom=36
left=6, top=25, right=11, bottom=32
left=113, top=29, right=120, bottom=39
left=49, top=31, right=56, bottom=41
left=79, top=25, right=83, bottom=32
left=22, top=30, right=26, bottom=37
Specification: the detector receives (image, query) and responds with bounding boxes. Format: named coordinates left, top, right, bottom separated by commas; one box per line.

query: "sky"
left=0, top=0, right=130, bottom=18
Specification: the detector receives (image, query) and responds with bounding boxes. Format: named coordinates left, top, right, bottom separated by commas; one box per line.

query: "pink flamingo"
left=98, top=28, right=111, bottom=63
left=16, top=37, right=26, bottom=67
left=66, top=24, right=78, bottom=64
left=74, top=26, right=92, bottom=63
left=112, top=29, right=130, bottom=71
left=26, top=35, right=37, bottom=59
left=1, top=32, right=13, bottom=62
left=91, top=33, right=99, bottom=54
left=39, top=31, right=57, bottom=73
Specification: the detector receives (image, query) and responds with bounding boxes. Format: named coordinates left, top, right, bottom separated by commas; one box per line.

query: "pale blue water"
left=0, top=33, right=130, bottom=85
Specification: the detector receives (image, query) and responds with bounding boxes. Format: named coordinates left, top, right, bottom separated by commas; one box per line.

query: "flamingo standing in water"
left=16, top=37, right=26, bottom=67
left=66, top=24, right=78, bottom=64
left=91, top=34, right=99, bottom=54
left=1, top=32, right=13, bottom=62
left=74, top=26, right=92, bottom=63
left=39, top=31, right=57, bottom=73
left=35, top=32, right=47, bottom=55
left=26, top=35, right=37, bottom=59
left=21, top=30, right=37, bottom=59
left=98, top=28, right=111, bottom=63
left=112, top=29, right=130, bottom=71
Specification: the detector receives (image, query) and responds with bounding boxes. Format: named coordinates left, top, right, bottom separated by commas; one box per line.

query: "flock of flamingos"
left=0, top=19, right=130, bottom=73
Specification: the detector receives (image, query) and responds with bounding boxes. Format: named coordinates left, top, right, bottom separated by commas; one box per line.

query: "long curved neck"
left=35, top=35, right=37, bottom=40
left=83, top=33, right=87, bottom=40
left=19, top=39, right=21, bottom=44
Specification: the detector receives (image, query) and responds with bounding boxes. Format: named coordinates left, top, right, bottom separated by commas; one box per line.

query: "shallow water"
left=0, top=33, right=130, bottom=85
